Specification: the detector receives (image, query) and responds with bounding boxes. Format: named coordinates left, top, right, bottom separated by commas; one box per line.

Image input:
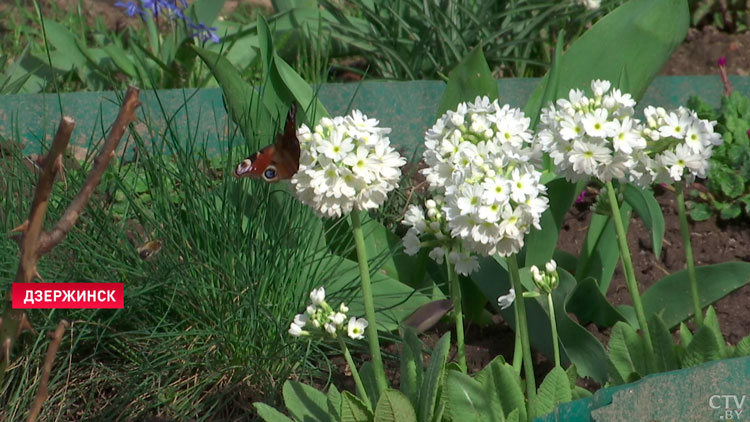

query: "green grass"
left=0, top=100, right=343, bottom=420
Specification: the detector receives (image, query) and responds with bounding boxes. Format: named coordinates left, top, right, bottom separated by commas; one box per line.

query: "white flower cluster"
left=636, top=106, right=723, bottom=185
left=292, top=111, right=407, bottom=218
left=402, top=197, right=479, bottom=275
left=537, top=80, right=643, bottom=183
left=537, top=80, right=722, bottom=187
left=422, top=97, right=549, bottom=258
left=530, top=259, right=559, bottom=294
left=289, top=287, right=368, bottom=340
left=402, top=97, right=549, bottom=275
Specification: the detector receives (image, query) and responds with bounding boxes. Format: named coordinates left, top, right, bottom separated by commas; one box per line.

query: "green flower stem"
left=508, top=255, right=535, bottom=422
left=604, top=181, right=656, bottom=373
left=337, top=335, right=370, bottom=408
left=675, top=182, right=703, bottom=326
left=350, top=211, right=388, bottom=394
left=512, top=302, right=523, bottom=375
left=546, top=293, right=561, bottom=368
left=446, top=254, right=467, bottom=373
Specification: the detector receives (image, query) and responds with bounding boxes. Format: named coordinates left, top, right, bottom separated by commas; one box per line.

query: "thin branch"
left=15, top=116, right=75, bottom=283
left=38, top=86, right=141, bottom=255
left=27, top=320, right=69, bottom=422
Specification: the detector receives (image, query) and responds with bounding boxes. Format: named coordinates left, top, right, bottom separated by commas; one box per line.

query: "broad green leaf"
left=42, top=20, right=88, bottom=68
left=193, top=46, right=275, bottom=143
left=328, top=385, right=343, bottom=421
left=623, top=184, right=664, bottom=258
left=648, top=313, right=678, bottom=372
left=679, top=322, right=693, bottom=347
left=474, top=355, right=526, bottom=422
left=188, top=0, right=225, bottom=27
left=444, top=370, right=492, bottom=422
left=524, top=0, right=689, bottom=121
left=642, top=262, right=750, bottom=328
left=607, top=322, right=646, bottom=384
left=359, top=362, right=380, bottom=407
left=322, top=255, right=433, bottom=332
left=735, top=336, right=750, bottom=357
left=575, top=202, right=633, bottom=294
left=341, top=392, right=373, bottom=422
left=702, top=306, right=726, bottom=357
left=102, top=43, right=136, bottom=77
left=283, top=381, right=330, bottom=422
left=418, top=332, right=450, bottom=422
left=471, top=259, right=609, bottom=383
left=535, top=367, right=572, bottom=418
left=680, top=324, right=722, bottom=367
left=566, top=277, right=625, bottom=327
left=524, top=178, right=581, bottom=268
left=688, top=202, right=712, bottom=221
left=374, top=390, right=417, bottom=422
left=254, top=403, right=295, bottom=422
left=399, top=328, right=422, bottom=406
left=506, top=409, right=520, bottom=422
left=272, top=0, right=318, bottom=11
left=437, top=47, right=498, bottom=118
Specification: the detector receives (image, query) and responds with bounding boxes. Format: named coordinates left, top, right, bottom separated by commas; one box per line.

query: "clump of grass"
left=0, top=98, right=337, bottom=420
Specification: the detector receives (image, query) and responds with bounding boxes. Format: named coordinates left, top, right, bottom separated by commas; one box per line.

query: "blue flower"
left=189, top=22, right=221, bottom=44
left=114, top=1, right=143, bottom=17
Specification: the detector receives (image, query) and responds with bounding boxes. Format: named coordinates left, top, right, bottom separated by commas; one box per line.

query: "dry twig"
left=27, top=320, right=70, bottom=422
left=0, top=87, right=141, bottom=414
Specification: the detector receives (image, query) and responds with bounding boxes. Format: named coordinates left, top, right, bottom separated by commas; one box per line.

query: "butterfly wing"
left=233, top=103, right=300, bottom=182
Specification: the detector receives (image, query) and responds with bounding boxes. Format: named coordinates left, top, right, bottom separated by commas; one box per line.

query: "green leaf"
left=42, top=20, right=88, bottom=68
left=524, top=0, right=689, bottom=121
left=505, top=409, right=520, bottom=422
left=399, top=328, right=422, bottom=407
left=641, top=262, right=750, bottom=328
left=607, top=322, right=646, bottom=384
left=254, top=403, right=295, bottom=422
left=359, top=362, right=380, bottom=407
left=341, top=392, right=373, bottom=422
left=566, top=277, right=626, bottom=327
left=444, top=370, right=492, bottom=422
left=719, top=172, right=744, bottom=198
left=525, top=178, right=580, bottom=268
left=719, top=202, right=742, bottom=220
left=735, top=336, right=750, bottom=357
left=322, top=255, right=433, bottom=333
left=575, top=202, right=633, bottom=294
left=328, top=385, right=343, bottom=421
left=374, top=390, right=417, bottom=422
left=702, top=306, right=727, bottom=357
left=418, top=332, right=450, bottom=422
left=679, top=322, right=693, bottom=347
left=688, top=202, right=712, bottom=221
left=193, top=45, right=275, bottom=143
left=680, top=324, right=722, bottom=367
left=535, top=367, right=572, bottom=418
left=623, top=184, right=664, bottom=258
left=437, top=47, right=498, bottom=118
left=648, top=313, right=678, bottom=372
left=187, top=0, right=225, bottom=27
left=474, top=356, right=526, bottom=422
left=283, top=381, right=330, bottom=422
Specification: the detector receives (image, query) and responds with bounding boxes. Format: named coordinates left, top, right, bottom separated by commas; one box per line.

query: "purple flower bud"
left=575, top=190, right=587, bottom=203
left=718, top=56, right=727, bottom=67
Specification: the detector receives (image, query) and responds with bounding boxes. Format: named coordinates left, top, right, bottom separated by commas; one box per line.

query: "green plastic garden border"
left=0, top=76, right=747, bottom=158
left=535, top=356, right=750, bottom=422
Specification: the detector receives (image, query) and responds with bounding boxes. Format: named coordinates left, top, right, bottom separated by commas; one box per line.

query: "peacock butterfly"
left=233, top=103, right=300, bottom=182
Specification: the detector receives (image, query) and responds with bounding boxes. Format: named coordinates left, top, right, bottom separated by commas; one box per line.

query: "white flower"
left=537, top=80, right=645, bottom=183
left=347, top=317, right=368, bottom=340
left=403, top=229, right=422, bottom=256
left=339, top=303, right=349, bottom=313
left=329, top=312, right=347, bottom=326
left=577, top=0, right=601, bottom=9
left=449, top=250, right=480, bottom=276
left=545, top=259, right=558, bottom=273
left=292, top=110, right=406, bottom=218
left=310, top=287, right=326, bottom=305
left=293, top=313, right=308, bottom=327
left=289, top=322, right=306, bottom=337
left=324, top=322, right=337, bottom=335
left=497, top=288, right=515, bottom=310
left=636, top=106, right=722, bottom=185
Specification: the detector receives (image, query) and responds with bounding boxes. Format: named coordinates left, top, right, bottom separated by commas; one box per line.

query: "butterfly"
left=233, top=103, right=301, bottom=182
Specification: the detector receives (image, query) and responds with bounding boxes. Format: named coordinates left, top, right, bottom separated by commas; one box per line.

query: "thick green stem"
left=675, top=183, right=703, bottom=326
left=605, top=182, right=656, bottom=373
left=508, top=255, right=535, bottom=422
left=337, top=335, right=370, bottom=408
left=446, top=254, right=467, bottom=373
left=350, top=211, right=388, bottom=394
left=512, top=300, right=523, bottom=375
left=546, top=293, right=561, bottom=368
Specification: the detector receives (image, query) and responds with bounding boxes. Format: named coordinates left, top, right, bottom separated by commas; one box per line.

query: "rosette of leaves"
left=687, top=91, right=750, bottom=221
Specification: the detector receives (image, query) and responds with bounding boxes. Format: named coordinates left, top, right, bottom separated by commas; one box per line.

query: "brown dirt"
left=661, top=26, right=750, bottom=76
